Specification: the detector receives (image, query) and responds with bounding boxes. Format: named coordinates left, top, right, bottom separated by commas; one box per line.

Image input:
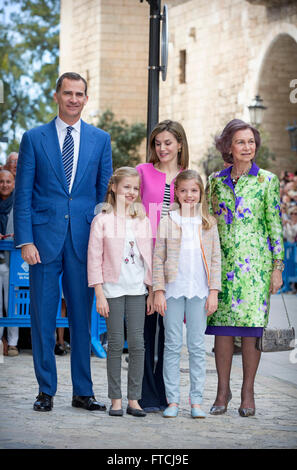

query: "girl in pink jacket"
left=88, top=167, right=153, bottom=417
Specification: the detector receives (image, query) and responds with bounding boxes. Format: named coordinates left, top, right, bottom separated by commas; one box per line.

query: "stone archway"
left=257, top=32, right=297, bottom=174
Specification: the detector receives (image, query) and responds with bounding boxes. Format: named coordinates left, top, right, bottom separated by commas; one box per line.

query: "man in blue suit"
left=14, top=72, right=113, bottom=412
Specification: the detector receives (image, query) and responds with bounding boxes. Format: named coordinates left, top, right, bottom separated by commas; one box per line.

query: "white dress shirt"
left=165, top=210, right=209, bottom=300
left=55, top=116, right=81, bottom=192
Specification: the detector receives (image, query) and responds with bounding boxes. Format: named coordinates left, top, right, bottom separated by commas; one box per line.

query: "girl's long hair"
left=103, top=167, right=145, bottom=219
left=173, top=169, right=214, bottom=230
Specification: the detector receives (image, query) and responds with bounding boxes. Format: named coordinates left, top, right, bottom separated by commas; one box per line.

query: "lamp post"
left=248, top=95, right=267, bottom=127
left=140, top=0, right=168, bottom=156
left=286, top=122, right=297, bottom=152
left=140, top=0, right=161, bottom=150
left=147, top=0, right=161, bottom=147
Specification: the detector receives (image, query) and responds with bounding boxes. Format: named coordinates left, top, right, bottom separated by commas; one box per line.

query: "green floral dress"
left=206, top=163, right=284, bottom=332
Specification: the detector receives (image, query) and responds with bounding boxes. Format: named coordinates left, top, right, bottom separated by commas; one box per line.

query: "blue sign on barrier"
left=281, top=242, right=297, bottom=292
left=0, top=240, right=107, bottom=358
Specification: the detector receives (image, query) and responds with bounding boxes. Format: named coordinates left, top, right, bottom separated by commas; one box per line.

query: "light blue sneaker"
left=163, top=405, right=179, bottom=418
left=191, top=407, right=206, bottom=419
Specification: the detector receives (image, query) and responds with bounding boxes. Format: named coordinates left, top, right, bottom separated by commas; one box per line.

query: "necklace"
left=231, top=163, right=252, bottom=185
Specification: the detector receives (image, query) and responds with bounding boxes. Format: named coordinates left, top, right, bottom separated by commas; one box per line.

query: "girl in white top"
left=153, top=170, right=220, bottom=418
left=88, top=167, right=153, bottom=417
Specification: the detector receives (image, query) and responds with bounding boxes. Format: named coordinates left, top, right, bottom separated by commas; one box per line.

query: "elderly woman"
left=206, top=119, right=284, bottom=417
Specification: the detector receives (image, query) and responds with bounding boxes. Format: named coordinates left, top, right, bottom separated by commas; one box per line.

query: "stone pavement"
left=0, top=295, right=297, bottom=450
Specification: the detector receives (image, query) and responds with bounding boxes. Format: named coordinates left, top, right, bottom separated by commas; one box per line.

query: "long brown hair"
left=103, top=167, right=145, bottom=219
left=148, top=120, right=189, bottom=169
left=173, top=170, right=214, bottom=230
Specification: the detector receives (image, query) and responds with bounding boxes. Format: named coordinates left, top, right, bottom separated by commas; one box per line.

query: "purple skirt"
left=205, top=326, right=263, bottom=337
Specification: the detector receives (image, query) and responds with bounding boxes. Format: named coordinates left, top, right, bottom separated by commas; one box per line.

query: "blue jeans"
left=163, top=296, right=207, bottom=405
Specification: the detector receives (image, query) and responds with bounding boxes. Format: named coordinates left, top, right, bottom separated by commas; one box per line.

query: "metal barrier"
left=0, top=240, right=107, bottom=358
left=281, top=241, right=297, bottom=293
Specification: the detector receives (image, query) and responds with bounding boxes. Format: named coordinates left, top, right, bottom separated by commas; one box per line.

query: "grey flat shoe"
left=209, top=392, right=232, bottom=415
left=109, top=406, right=123, bottom=416
left=126, top=406, right=146, bottom=417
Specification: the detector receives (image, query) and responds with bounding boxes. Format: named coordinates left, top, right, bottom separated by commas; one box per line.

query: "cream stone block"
left=60, top=0, right=297, bottom=175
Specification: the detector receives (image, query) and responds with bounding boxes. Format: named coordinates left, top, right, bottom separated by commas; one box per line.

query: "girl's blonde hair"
left=148, top=120, right=189, bottom=170
left=173, top=169, right=214, bottom=230
left=103, top=166, right=145, bottom=219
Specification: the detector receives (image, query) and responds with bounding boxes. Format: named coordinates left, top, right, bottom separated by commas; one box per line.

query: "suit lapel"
left=41, top=118, right=69, bottom=193
left=72, top=120, right=96, bottom=192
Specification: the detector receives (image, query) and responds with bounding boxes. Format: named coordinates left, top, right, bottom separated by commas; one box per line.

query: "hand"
left=205, top=290, right=218, bottom=316
left=154, top=290, right=167, bottom=317
left=21, top=243, right=41, bottom=265
left=96, top=293, right=109, bottom=318
left=2, top=233, right=14, bottom=239
left=270, top=269, right=283, bottom=294
left=146, top=291, right=154, bottom=315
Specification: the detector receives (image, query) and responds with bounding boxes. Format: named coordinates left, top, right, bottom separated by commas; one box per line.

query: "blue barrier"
left=281, top=241, right=297, bottom=293
left=0, top=240, right=107, bottom=358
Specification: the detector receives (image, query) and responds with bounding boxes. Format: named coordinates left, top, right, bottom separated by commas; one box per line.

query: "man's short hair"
left=6, top=152, right=18, bottom=163
left=55, top=72, right=88, bottom=95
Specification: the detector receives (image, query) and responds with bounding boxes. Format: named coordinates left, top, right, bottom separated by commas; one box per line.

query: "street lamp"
left=140, top=0, right=168, bottom=155
left=248, top=95, right=267, bottom=127
left=286, top=122, right=297, bottom=152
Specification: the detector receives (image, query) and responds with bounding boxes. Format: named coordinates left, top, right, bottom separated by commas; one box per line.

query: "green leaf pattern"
left=207, top=169, right=284, bottom=327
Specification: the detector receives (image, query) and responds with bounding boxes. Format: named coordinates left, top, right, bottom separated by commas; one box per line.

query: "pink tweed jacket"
left=88, top=211, right=153, bottom=287
left=153, top=212, right=221, bottom=292
left=136, top=162, right=179, bottom=239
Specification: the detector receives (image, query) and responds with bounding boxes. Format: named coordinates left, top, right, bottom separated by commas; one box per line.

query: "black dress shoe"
left=72, top=395, right=106, bottom=411
left=54, top=343, right=67, bottom=355
left=126, top=406, right=146, bottom=417
left=33, top=392, right=53, bottom=412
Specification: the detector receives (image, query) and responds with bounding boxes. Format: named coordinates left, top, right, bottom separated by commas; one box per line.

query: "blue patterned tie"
left=62, top=126, right=74, bottom=189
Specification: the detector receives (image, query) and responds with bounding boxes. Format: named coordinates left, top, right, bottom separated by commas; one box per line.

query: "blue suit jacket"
left=14, top=118, right=113, bottom=264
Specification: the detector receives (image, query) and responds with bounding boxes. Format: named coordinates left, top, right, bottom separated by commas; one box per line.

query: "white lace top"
left=165, top=211, right=209, bottom=300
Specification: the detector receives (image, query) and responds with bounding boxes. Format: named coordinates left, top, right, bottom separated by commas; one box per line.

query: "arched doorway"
left=258, top=33, right=297, bottom=174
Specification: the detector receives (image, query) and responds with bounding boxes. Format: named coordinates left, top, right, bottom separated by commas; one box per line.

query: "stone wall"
left=59, top=0, right=297, bottom=173
left=159, top=0, right=297, bottom=172
left=99, top=1, right=149, bottom=124
left=60, top=0, right=148, bottom=128
left=60, top=0, right=102, bottom=121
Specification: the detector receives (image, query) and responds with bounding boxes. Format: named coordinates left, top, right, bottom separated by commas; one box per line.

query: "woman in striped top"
left=136, top=120, right=189, bottom=412
left=161, top=183, right=171, bottom=218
